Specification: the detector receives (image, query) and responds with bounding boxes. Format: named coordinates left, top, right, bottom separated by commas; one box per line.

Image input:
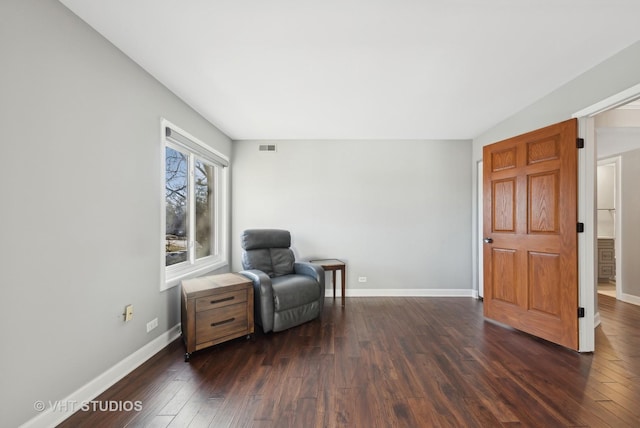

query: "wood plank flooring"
left=58, top=295, right=640, bottom=427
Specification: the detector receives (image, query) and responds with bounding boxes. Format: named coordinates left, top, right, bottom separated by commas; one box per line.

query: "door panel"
left=483, top=118, right=579, bottom=350
left=528, top=171, right=559, bottom=233
left=493, top=179, right=516, bottom=232
left=528, top=251, right=561, bottom=316
left=492, top=248, right=518, bottom=304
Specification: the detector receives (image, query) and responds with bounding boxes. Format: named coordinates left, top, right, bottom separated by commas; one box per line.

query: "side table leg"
left=341, top=267, right=346, bottom=306
left=332, top=270, right=337, bottom=299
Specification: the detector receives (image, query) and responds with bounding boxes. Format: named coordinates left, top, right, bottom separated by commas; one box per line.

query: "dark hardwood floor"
left=59, top=295, right=640, bottom=427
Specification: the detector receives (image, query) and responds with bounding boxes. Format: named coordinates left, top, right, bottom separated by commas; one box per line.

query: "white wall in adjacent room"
left=620, top=148, right=640, bottom=299
left=597, top=164, right=616, bottom=238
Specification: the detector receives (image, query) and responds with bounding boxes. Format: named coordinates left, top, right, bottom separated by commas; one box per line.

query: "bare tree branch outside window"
left=165, top=147, right=215, bottom=267
left=165, top=147, right=188, bottom=266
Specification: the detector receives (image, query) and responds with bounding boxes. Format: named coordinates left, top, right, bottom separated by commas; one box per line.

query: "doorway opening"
left=596, top=158, right=619, bottom=300
left=573, top=84, right=640, bottom=350
left=592, top=99, right=640, bottom=307
left=473, top=84, right=640, bottom=352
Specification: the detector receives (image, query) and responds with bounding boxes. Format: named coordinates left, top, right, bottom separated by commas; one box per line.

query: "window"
left=161, top=119, right=229, bottom=289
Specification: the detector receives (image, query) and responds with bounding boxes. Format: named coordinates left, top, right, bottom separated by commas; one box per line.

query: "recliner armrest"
left=239, top=269, right=274, bottom=333
left=295, top=262, right=325, bottom=311
left=294, top=262, right=323, bottom=284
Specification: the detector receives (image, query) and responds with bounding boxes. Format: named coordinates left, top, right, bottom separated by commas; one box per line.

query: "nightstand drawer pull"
left=195, top=290, right=247, bottom=312
left=211, top=317, right=235, bottom=327
left=211, top=296, right=235, bottom=305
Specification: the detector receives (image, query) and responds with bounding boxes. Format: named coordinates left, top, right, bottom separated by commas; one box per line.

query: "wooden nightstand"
left=181, top=273, right=254, bottom=361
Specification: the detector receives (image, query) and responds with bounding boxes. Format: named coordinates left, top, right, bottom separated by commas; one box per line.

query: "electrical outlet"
left=358, top=276, right=367, bottom=283
left=124, top=304, right=134, bottom=322
left=146, top=317, right=158, bottom=333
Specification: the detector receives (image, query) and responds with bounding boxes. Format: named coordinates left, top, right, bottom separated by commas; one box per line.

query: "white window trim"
left=160, top=118, right=229, bottom=291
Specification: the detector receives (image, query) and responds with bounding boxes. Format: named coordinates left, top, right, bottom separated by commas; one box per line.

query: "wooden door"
left=483, top=118, right=579, bottom=350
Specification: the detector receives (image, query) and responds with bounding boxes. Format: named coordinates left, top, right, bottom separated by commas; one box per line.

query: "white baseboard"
left=594, top=311, right=601, bottom=328
left=20, top=324, right=182, bottom=428
left=620, top=292, right=640, bottom=306
left=324, top=288, right=475, bottom=297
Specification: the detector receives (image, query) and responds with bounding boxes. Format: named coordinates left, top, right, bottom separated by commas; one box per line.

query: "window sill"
left=162, top=259, right=228, bottom=291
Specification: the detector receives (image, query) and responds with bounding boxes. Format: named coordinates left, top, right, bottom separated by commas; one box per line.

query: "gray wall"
left=472, top=41, right=640, bottom=157
left=232, top=139, right=472, bottom=293
left=470, top=41, right=640, bottom=294
left=620, top=148, right=640, bottom=298
left=0, top=1, right=231, bottom=427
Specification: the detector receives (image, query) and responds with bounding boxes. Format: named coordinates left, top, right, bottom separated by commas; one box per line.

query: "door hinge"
left=577, top=138, right=584, bottom=149
left=578, top=307, right=585, bottom=318
left=577, top=222, right=584, bottom=233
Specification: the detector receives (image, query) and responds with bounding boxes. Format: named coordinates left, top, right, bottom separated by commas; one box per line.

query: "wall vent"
left=259, top=144, right=277, bottom=152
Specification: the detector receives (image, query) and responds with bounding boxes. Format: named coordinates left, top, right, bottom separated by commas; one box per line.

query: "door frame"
left=477, top=160, right=484, bottom=299
left=572, top=82, right=640, bottom=352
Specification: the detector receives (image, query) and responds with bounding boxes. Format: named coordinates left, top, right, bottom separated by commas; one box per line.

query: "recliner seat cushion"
left=271, top=275, right=321, bottom=311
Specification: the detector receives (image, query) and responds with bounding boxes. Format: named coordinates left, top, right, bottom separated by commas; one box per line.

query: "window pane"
left=195, top=159, right=214, bottom=259
left=165, top=146, right=188, bottom=266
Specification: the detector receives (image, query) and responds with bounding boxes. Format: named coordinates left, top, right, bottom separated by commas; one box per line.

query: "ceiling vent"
left=259, top=144, right=277, bottom=152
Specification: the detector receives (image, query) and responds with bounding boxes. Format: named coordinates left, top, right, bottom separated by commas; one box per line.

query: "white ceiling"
left=59, top=0, right=640, bottom=140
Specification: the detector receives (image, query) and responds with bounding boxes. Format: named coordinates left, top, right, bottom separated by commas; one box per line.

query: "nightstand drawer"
left=195, top=303, right=247, bottom=344
left=195, top=289, right=247, bottom=312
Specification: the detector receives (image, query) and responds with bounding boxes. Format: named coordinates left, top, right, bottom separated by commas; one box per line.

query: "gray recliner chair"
left=239, top=229, right=325, bottom=333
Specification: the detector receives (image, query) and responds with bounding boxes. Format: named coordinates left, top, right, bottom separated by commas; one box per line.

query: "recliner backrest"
left=241, top=229, right=295, bottom=278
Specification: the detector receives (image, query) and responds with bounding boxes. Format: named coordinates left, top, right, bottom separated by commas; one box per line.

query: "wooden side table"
left=181, top=273, right=254, bottom=361
left=310, top=259, right=346, bottom=306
